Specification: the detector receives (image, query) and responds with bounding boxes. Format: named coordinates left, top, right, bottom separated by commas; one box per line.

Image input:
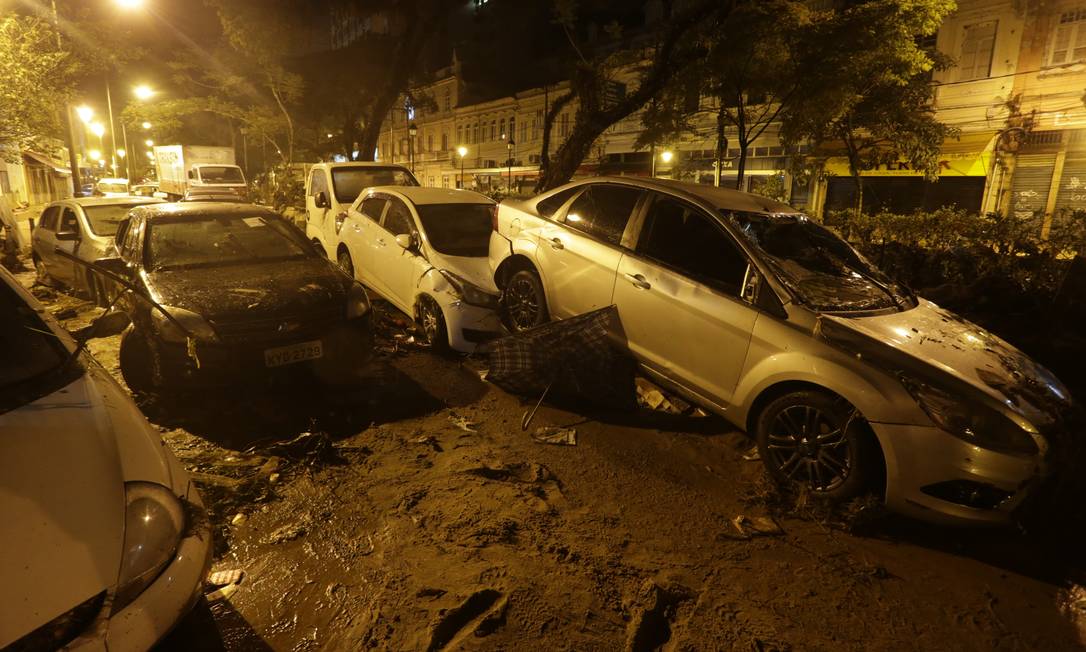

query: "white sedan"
left=335, top=186, right=503, bottom=352
left=0, top=266, right=212, bottom=650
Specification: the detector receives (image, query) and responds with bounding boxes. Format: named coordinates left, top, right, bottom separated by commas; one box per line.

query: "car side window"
left=536, top=186, right=580, bottom=219
left=59, top=208, right=79, bottom=235
left=114, top=218, right=130, bottom=248
left=382, top=198, right=414, bottom=236
left=638, top=194, right=749, bottom=296
left=563, top=184, right=642, bottom=246
left=309, top=170, right=327, bottom=197
left=38, top=206, right=60, bottom=231
left=120, top=218, right=143, bottom=262
left=359, top=197, right=388, bottom=223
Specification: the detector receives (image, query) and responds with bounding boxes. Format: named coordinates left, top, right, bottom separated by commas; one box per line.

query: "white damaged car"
left=0, top=266, right=211, bottom=650
left=335, top=186, right=503, bottom=352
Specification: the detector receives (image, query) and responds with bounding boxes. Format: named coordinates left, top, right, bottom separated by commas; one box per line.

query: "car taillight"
left=490, top=204, right=499, bottom=232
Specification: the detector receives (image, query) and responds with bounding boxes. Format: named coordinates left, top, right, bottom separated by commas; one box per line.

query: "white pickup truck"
left=153, top=145, right=247, bottom=200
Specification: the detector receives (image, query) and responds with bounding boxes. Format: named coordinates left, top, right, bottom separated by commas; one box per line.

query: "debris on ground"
left=263, top=522, right=308, bottom=545
left=531, top=426, right=577, bottom=446
left=208, top=569, right=246, bottom=587
left=730, top=514, right=783, bottom=538
left=231, top=513, right=247, bottom=526
left=448, top=414, right=478, bottom=433
left=742, top=446, right=761, bottom=461
left=1059, top=583, right=1086, bottom=642
left=251, top=431, right=344, bottom=466
left=51, top=306, right=77, bottom=320
left=635, top=377, right=696, bottom=415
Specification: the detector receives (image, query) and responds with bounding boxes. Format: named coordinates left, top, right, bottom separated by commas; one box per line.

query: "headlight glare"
left=152, top=305, right=218, bottom=343
left=346, top=282, right=371, bottom=319
left=901, top=376, right=1039, bottom=456
left=112, top=482, right=185, bottom=614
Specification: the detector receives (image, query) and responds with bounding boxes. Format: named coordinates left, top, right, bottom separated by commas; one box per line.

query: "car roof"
left=97, top=177, right=128, bottom=184
left=315, top=161, right=412, bottom=171
left=368, top=186, right=494, bottom=206
left=559, top=176, right=798, bottom=214
left=58, top=197, right=165, bottom=207
left=129, top=202, right=280, bottom=221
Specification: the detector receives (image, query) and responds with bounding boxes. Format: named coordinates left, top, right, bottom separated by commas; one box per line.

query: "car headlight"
left=347, top=282, right=371, bottom=319
left=152, top=305, right=218, bottom=343
left=439, top=270, right=498, bottom=308
left=112, top=482, right=185, bottom=615
left=901, top=376, right=1039, bottom=456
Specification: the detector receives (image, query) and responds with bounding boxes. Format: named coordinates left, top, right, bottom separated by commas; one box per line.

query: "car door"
left=49, top=206, right=81, bottom=286
left=370, top=196, right=420, bottom=313
left=342, top=195, right=388, bottom=287
left=613, top=192, right=759, bottom=406
left=305, top=168, right=331, bottom=253
left=115, top=216, right=147, bottom=319
left=32, top=205, right=60, bottom=273
left=533, top=183, right=644, bottom=319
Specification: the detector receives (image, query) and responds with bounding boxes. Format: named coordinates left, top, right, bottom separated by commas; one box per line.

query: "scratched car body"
left=489, top=177, right=1076, bottom=526
left=98, top=202, right=375, bottom=391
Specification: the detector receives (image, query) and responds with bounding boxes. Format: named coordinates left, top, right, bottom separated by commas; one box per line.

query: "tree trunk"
left=535, top=93, right=574, bottom=192
left=714, top=104, right=727, bottom=188
left=734, top=93, right=747, bottom=191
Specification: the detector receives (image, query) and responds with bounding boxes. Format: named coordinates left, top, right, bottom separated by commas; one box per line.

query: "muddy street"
left=18, top=273, right=1086, bottom=651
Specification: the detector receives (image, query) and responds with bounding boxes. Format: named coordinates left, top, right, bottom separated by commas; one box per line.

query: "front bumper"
left=874, top=422, right=1044, bottom=526
left=151, top=313, right=376, bottom=387
left=442, top=300, right=503, bottom=353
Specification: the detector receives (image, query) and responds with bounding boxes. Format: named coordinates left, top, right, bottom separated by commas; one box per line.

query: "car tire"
left=119, top=327, right=155, bottom=393
left=416, top=294, right=450, bottom=352
left=311, top=239, right=326, bottom=258
left=501, top=269, right=549, bottom=332
left=755, top=390, right=876, bottom=501
left=337, top=249, right=354, bottom=278
left=33, top=256, right=55, bottom=288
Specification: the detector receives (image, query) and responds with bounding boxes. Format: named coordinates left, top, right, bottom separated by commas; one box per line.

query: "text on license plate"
left=264, top=340, right=323, bottom=367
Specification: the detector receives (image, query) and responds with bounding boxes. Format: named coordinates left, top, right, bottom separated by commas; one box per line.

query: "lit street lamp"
left=141, top=121, right=152, bottom=130
left=660, top=150, right=674, bottom=164
left=76, top=105, right=94, bottom=124
left=457, top=146, right=468, bottom=189
left=133, top=84, right=155, bottom=101
left=408, top=123, right=418, bottom=174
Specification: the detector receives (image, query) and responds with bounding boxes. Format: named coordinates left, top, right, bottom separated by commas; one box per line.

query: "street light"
left=660, top=150, right=674, bottom=164
left=117, top=148, right=126, bottom=158
left=133, top=84, right=155, bottom=101
left=90, top=122, right=106, bottom=139
left=76, top=105, right=94, bottom=124
left=141, top=121, right=152, bottom=130
left=89, top=149, right=101, bottom=162
left=408, top=123, right=418, bottom=174
left=457, top=146, right=468, bottom=189
left=115, top=0, right=145, bottom=7
left=145, top=139, right=154, bottom=147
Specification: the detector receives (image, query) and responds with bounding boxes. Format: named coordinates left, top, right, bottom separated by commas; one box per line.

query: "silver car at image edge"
left=488, top=176, right=1077, bottom=526
left=0, top=266, right=212, bottom=650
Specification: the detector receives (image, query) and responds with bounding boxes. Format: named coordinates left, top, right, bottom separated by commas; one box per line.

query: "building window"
left=500, top=117, right=506, bottom=139
left=959, top=21, right=997, bottom=80
left=442, top=131, right=449, bottom=150
left=428, top=134, right=434, bottom=151
left=509, top=116, right=516, bottom=141
left=1048, top=9, right=1086, bottom=67
left=473, top=122, right=479, bottom=144
left=456, top=125, right=462, bottom=145
left=490, top=120, right=496, bottom=141
left=444, top=89, right=451, bottom=112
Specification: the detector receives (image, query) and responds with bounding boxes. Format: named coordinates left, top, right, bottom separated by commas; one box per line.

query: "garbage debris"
left=205, top=568, right=246, bottom=603
left=635, top=377, right=694, bottom=414
left=251, top=431, right=343, bottom=466
left=483, top=306, right=637, bottom=411
left=730, top=514, right=783, bottom=538
left=449, top=414, right=478, bottom=433
left=231, top=513, right=247, bottom=526
left=742, top=446, right=761, bottom=461
left=531, top=426, right=577, bottom=446
left=263, top=522, right=308, bottom=545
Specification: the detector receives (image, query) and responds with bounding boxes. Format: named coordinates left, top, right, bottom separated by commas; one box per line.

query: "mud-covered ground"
left=14, top=268, right=1086, bottom=651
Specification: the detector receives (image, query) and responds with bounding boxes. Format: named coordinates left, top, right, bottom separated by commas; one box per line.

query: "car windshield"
left=84, top=203, right=151, bottom=236
left=415, top=203, right=494, bottom=257
left=199, top=166, right=245, bottom=183
left=98, top=182, right=128, bottom=193
left=147, top=214, right=311, bottom=271
left=331, top=167, right=418, bottom=203
left=725, top=211, right=914, bottom=312
left=0, top=281, right=71, bottom=406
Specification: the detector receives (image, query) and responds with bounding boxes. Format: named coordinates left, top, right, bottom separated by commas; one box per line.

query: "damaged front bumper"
left=444, top=300, right=503, bottom=352
left=874, top=421, right=1045, bottom=526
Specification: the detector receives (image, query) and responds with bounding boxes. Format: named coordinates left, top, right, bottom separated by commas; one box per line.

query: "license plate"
left=264, top=340, right=323, bottom=367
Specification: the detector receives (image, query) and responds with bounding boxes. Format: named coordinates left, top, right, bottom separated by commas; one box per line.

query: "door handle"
left=549, top=237, right=564, bottom=250
left=353, top=224, right=361, bottom=232
left=625, top=273, right=651, bottom=290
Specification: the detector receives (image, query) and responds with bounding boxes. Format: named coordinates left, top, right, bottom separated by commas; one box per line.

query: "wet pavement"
left=16, top=269, right=1086, bottom=651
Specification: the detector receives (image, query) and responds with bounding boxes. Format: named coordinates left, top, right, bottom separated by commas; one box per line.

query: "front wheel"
left=416, top=294, right=449, bottom=352
left=755, top=390, right=877, bottom=501
left=119, top=327, right=155, bottom=393
left=337, top=249, right=354, bottom=278
left=33, top=256, right=55, bottom=288
left=500, top=269, right=549, bottom=332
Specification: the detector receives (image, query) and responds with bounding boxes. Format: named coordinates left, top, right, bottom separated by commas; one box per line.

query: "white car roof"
left=59, top=197, right=166, bottom=207
left=368, top=186, right=494, bottom=206
left=314, top=161, right=412, bottom=171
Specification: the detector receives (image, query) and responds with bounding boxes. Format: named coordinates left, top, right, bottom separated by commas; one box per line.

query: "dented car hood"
left=819, top=299, right=1073, bottom=429
left=147, top=257, right=349, bottom=319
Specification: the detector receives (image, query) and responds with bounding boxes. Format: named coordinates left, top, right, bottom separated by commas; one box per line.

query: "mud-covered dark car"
left=97, top=202, right=374, bottom=390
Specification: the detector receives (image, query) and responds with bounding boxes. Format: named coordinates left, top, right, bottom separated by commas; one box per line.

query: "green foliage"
left=0, top=15, right=76, bottom=158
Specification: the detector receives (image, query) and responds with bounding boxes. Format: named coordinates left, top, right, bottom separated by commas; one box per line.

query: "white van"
left=304, top=162, right=418, bottom=259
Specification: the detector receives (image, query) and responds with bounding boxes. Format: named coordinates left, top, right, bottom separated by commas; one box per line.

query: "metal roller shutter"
left=1054, top=157, right=1086, bottom=212
left=1009, top=154, right=1056, bottom=218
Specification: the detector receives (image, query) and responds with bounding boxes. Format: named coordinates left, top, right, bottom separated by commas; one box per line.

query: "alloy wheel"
left=505, top=276, right=540, bottom=330
left=764, top=404, right=852, bottom=492
left=337, top=250, right=354, bottom=277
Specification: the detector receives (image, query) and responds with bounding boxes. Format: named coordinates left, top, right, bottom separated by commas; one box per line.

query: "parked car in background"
left=31, top=196, right=165, bottom=304
left=180, top=186, right=246, bottom=202
left=95, top=177, right=130, bottom=197
left=489, top=177, right=1075, bottom=526
left=305, top=162, right=418, bottom=260
left=338, top=187, right=501, bottom=351
left=0, top=265, right=211, bottom=650
left=131, top=183, right=159, bottom=197
left=97, top=202, right=374, bottom=391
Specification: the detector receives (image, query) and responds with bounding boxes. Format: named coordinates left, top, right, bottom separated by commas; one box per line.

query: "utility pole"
left=105, top=77, right=118, bottom=175
left=50, top=0, right=82, bottom=196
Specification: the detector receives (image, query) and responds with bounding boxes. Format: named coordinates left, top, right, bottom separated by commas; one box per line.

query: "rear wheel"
left=311, top=239, right=326, bottom=258
left=337, top=248, right=354, bottom=278
left=33, top=256, right=54, bottom=287
left=755, top=390, right=876, bottom=501
left=416, top=294, right=449, bottom=352
left=501, top=269, right=548, bottom=332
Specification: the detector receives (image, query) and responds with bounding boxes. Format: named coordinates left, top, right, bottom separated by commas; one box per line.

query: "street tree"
left=0, top=15, right=75, bottom=159
left=781, top=0, right=957, bottom=214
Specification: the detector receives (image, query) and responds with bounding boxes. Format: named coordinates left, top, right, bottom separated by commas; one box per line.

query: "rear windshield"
left=84, top=202, right=154, bottom=236
left=0, top=281, right=76, bottom=412
left=199, top=166, right=245, bottom=183
left=415, top=203, right=494, bottom=257
left=331, top=167, right=418, bottom=204
left=97, top=182, right=128, bottom=194
left=147, top=214, right=311, bottom=271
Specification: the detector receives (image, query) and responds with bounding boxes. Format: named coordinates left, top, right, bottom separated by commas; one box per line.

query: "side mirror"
left=187, top=170, right=195, bottom=179
left=94, top=256, right=129, bottom=277
left=314, top=191, right=329, bottom=209
left=55, top=230, right=79, bottom=242
left=395, top=233, right=414, bottom=250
